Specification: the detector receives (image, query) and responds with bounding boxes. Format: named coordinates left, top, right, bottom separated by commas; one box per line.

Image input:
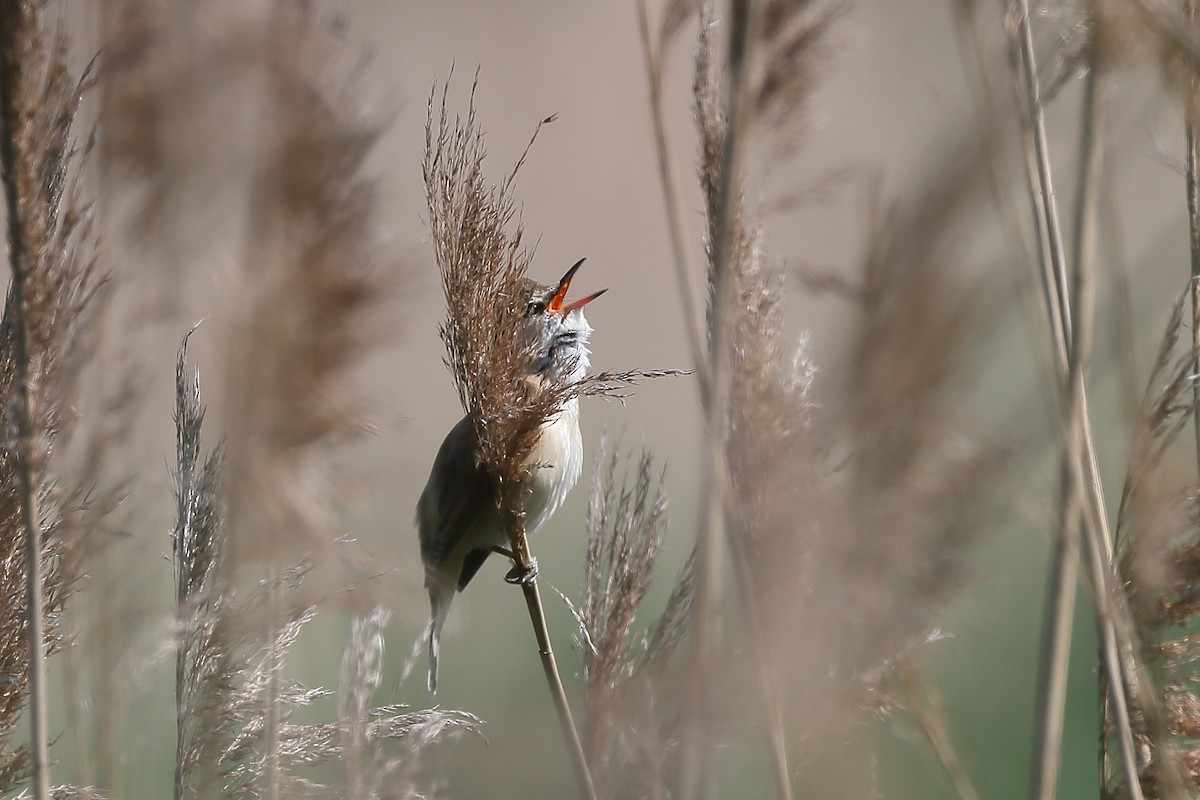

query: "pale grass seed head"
left=578, top=435, right=695, bottom=798
left=174, top=335, right=478, bottom=800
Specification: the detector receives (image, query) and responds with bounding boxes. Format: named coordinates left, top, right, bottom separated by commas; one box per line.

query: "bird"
left=416, top=258, right=606, bottom=693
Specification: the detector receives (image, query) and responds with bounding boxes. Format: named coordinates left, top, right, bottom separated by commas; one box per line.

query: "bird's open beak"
left=547, top=257, right=607, bottom=315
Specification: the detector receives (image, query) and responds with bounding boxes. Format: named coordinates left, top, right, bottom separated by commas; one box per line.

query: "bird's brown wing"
left=416, top=415, right=496, bottom=572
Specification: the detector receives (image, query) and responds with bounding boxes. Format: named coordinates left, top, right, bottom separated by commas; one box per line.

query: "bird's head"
left=519, top=258, right=606, bottom=384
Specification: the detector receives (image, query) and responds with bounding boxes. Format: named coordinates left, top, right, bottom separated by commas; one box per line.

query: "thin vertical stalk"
left=1063, top=49, right=1153, bottom=799
left=680, top=1, right=758, bottom=798
left=1011, top=0, right=1072, bottom=359
left=503, top=506, right=597, bottom=800
left=635, top=0, right=711, bottom=403
left=635, top=3, right=791, bottom=797
left=1008, top=2, right=1081, bottom=795
left=727, top=544, right=794, bottom=800
left=0, top=8, right=51, bottom=798
left=1031, top=27, right=1108, bottom=800
left=265, top=570, right=282, bottom=800
left=1010, top=2, right=1138, bottom=794
left=1010, top=3, right=1152, bottom=794
left=949, top=8, right=1086, bottom=790
left=1031, top=462, right=1082, bottom=800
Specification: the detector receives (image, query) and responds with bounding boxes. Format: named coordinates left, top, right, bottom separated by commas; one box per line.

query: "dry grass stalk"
left=576, top=434, right=695, bottom=798
left=172, top=333, right=335, bottom=797
left=1003, top=5, right=1180, bottom=797
left=1019, top=7, right=1129, bottom=796
left=681, top=2, right=837, bottom=796
left=335, top=607, right=483, bottom=799
left=636, top=0, right=709, bottom=398
left=681, top=5, right=759, bottom=785
left=0, top=3, right=102, bottom=798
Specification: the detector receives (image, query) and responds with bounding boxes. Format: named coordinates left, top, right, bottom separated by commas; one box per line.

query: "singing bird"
left=416, top=259, right=605, bottom=693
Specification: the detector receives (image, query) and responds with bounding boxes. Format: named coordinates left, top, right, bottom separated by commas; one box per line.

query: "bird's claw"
left=504, top=557, right=539, bottom=585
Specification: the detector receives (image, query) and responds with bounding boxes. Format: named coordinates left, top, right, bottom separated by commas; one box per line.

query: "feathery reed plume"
left=0, top=3, right=102, bottom=798
left=577, top=434, right=695, bottom=798
left=424, top=78, right=564, bottom=500
left=336, top=607, right=482, bottom=799
left=174, top=330, right=332, bottom=798
left=173, top=334, right=477, bottom=799
left=422, top=75, right=598, bottom=799
left=172, top=327, right=228, bottom=799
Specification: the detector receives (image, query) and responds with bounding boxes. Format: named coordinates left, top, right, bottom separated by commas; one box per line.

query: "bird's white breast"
left=523, top=397, right=583, bottom=535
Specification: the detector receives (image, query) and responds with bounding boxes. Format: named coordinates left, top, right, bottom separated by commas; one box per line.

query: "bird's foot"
left=504, top=557, right=539, bottom=585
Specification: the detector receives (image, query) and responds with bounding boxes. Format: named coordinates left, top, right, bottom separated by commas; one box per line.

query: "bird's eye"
left=525, top=300, right=546, bottom=316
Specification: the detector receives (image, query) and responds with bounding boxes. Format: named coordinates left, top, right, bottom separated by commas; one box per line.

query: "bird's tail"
left=426, top=584, right=453, bottom=694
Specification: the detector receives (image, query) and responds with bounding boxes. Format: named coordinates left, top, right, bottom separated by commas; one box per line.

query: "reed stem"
left=0, top=8, right=51, bottom=797
left=680, top=2, right=760, bottom=798
left=505, top=507, right=597, bottom=800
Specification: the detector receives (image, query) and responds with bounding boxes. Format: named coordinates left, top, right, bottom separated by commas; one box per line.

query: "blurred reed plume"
left=673, top=1, right=1012, bottom=795
left=214, top=8, right=389, bottom=576
left=99, top=0, right=393, bottom=570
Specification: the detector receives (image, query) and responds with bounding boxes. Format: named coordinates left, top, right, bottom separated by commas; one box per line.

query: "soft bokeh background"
left=44, top=0, right=1199, bottom=797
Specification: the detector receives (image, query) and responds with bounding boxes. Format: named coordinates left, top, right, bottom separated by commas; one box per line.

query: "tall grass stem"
left=0, top=12, right=51, bottom=797
left=680, top=0, right=759, bottom=795
left=635, top=0, right=711, bottom=403
left=504, top=509, right=597, bottom=800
